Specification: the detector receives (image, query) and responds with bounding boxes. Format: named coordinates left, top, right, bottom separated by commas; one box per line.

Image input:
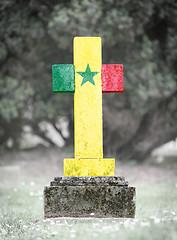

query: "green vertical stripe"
left=52, top=64, right=75, bottom=93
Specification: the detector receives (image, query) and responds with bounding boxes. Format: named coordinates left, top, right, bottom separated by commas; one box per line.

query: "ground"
left=0, top=147, right=177, bottom=240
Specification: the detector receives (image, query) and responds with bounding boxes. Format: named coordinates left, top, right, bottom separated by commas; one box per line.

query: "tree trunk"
left=104, top=90, right=177, bottom=161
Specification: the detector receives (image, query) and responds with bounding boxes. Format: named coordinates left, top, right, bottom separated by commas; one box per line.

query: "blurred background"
left=1, top=2, right=177, bottom=238
left=0, top=0, right=177, bottom=163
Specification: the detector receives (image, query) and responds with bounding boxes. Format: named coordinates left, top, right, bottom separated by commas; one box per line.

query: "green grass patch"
left=0, top=180, right=177, bottom=240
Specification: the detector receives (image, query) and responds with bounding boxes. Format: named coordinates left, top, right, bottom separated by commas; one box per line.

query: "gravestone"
left=44, top=37, right=136, bottom=218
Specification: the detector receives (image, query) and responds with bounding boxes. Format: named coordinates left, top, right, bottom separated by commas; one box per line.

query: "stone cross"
left=52, top=37, right=123, bottom=176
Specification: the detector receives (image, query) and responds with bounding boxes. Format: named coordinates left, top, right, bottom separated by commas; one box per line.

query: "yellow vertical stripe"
left=74, top=37, right=103, bottom=158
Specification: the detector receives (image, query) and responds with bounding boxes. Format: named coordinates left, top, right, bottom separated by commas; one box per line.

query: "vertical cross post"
left=52, top=37, right=123, bottom=176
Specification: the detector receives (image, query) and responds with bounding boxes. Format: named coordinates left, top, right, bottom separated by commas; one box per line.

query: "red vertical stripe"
left=101, top=64, right=123, bottom=93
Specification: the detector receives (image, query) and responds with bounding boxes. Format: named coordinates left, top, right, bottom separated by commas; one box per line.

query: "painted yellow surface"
left=62, top=37, right=115, bottom=176
left=74, top=37, right=103, bottom=158
left=64, top=158, right=115, bottom=176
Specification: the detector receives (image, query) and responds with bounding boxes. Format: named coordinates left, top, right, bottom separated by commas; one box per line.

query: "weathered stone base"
left=44, top=177, right=136, bottom=218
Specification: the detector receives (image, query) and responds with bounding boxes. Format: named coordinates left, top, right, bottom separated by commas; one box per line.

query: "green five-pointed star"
left=77, top=64, right=99, bottom=86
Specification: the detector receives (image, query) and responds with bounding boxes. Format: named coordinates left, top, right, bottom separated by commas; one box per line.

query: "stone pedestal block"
left=44, top=177, right=136, bottom=218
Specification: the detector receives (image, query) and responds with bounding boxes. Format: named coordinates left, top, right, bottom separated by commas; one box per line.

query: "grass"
left=0, top=179, right=177, bottom=240
left=0, top=147, right=177, bottom=239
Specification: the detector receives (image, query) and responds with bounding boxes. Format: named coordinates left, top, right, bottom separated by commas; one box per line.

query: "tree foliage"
left=0, top=0, right=177, bottom=160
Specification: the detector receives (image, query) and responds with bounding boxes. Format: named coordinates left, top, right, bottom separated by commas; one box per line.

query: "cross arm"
left=101, top=64, right=123, bottom=93
left=52, top=64, right=75, bottom=93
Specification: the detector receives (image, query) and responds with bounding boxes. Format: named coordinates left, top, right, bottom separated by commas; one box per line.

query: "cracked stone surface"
left=44, top=176, right=136, bottom=218
left=51, top=176, right=128, bottom=186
